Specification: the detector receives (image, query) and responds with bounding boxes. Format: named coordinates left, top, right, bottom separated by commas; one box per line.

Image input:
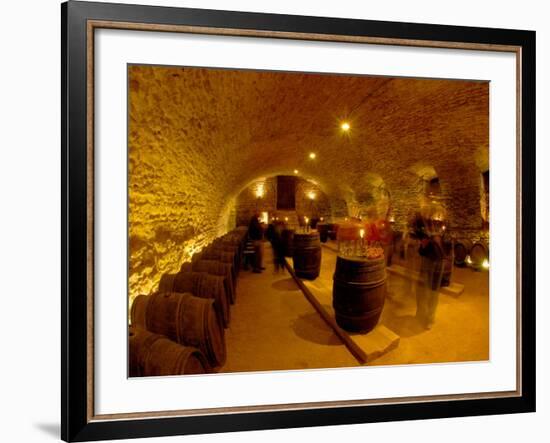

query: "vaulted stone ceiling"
left=129, top=65, right=488, bottom=198
left=128, top=64, right=488, bottom=299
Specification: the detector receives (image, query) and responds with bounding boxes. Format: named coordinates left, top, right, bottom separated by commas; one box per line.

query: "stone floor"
left=219, top=242, right=358, bottom=373
left=219, top=239, right=489, bottom=373
left=321, top=241, right=489, bottom=366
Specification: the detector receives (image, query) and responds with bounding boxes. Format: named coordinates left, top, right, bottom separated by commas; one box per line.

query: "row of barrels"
left=129, top=227, right=249, bottom=377
left=394, top=233, right=489, bottom=275
left=453, top=239, right=489, bottom=269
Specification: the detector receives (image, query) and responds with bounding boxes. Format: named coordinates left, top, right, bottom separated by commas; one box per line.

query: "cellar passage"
left=128, top=65, right=489, bottom=376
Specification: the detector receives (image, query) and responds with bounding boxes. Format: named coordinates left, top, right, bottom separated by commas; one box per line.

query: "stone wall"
left=235, top=176, right=331, bottom=226
left=295, top=180, right=331, bottom=222
left=235, top=177, right=277, bottom=226
left=128, top=65, right=489, bottom=304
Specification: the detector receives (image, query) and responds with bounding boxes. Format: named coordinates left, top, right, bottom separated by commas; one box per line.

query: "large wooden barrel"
left=159, top=271, right=230, bottom=328
left=470, top=241, right=489, bottom=270
left=454, top=239, right=473, bottom=266
left=192, top=259, right=236, bottom=305
left=317, top=224, right=329, bottom=243
left=159, top=271, right=195, bottom=293
left=332, top=255, right=386, bottom=333
left=129, top=327, right=209, bottom=377
left=292, top=232, right=322, bottom=280
left=282, top=229, right=295, bottom=257
left=204, top=242, right=240, bottom=278
left=194, top=272, right=230, bottom=328
left=131, top=292, right=226, bottom=368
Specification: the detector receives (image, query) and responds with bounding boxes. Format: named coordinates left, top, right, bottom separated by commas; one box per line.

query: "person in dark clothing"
left=413, top=214, right=445, bottom=329
left=271, top=224, right=286, bottom=273
left=248, top=214, right=265, bottom=273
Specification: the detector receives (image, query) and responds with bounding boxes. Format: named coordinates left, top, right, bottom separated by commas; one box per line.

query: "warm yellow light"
left=320, top=217, right=324, bottom=222
left=255, top=183, right=265, bottom=198
left=359, top=229, right=365, bottom=239
left=465, top=255, right=472, bottom=265
left=482, top=259, right=490, bottom=269
left=309, top=152, right=316, bottom=159
left=284, top=217, right=289, bottom=222
left=308, top=191, right=316, bottom=200
left=294, top=169, right=299, bottom=174
left=341, top=122, right=350, bottom=131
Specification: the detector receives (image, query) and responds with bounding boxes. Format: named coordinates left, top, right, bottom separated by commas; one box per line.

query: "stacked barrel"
left=129, top=227, right=248, bottom=377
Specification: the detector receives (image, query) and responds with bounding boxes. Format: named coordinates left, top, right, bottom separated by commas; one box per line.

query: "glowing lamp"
left=309, top=152, right=316, bottom=159
left=340, top=122, right=350, bottom=131
left=465, top=255, right=472, bottom=265
left=294, top=169, right=299, bottom=174
left=359, top=229, right=365, bottom=239
left=308, top=191, right=316, bottom=200
left=255, top=184, right=265, bottom=198
left=482, top=259, right=490, bottom=270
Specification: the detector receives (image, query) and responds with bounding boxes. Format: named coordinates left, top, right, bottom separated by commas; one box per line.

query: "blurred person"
left=414, top=210, right=445, bottom=329
left=248, top=214, right=265, bottom=273
left=271, top=223, right=286, bottom=273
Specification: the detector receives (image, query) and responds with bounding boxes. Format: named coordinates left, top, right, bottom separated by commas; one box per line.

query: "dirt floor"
left=219, top=240, right=489, bottom=373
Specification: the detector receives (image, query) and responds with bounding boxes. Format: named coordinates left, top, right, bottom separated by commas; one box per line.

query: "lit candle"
left=359, top=229, right=365, bottom=255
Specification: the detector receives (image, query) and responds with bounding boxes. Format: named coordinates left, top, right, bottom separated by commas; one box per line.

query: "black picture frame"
left=61, top=1, right=536, bottom=441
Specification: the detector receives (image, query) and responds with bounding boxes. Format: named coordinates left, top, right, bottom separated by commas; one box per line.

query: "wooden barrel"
left=159, top=271, right=230, bottom=328
left=332, top=255, right=386, bottom=333
left=292, top=232, right=322, bottom=280
left=317, top=224, right=329, bottom=243
left=194, top=272, right=230, bottom=328
left=470, top=241, right=489, bottom=270
left=129, top=327, right=209, bottom=377
left=200, top=247, right=238, bottom=282
left=192, top=259, right=236, bottom=304
left=159, top=272, right=194, bottom=293
left=282, top=229, right=295, bottom=257
left=131, top=292, right=226, bottom=368
left=454, top=239, right=473, bottom=266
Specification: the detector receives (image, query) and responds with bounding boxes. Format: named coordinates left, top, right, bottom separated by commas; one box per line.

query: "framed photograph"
left=62, top=1, right=535, bottom=441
